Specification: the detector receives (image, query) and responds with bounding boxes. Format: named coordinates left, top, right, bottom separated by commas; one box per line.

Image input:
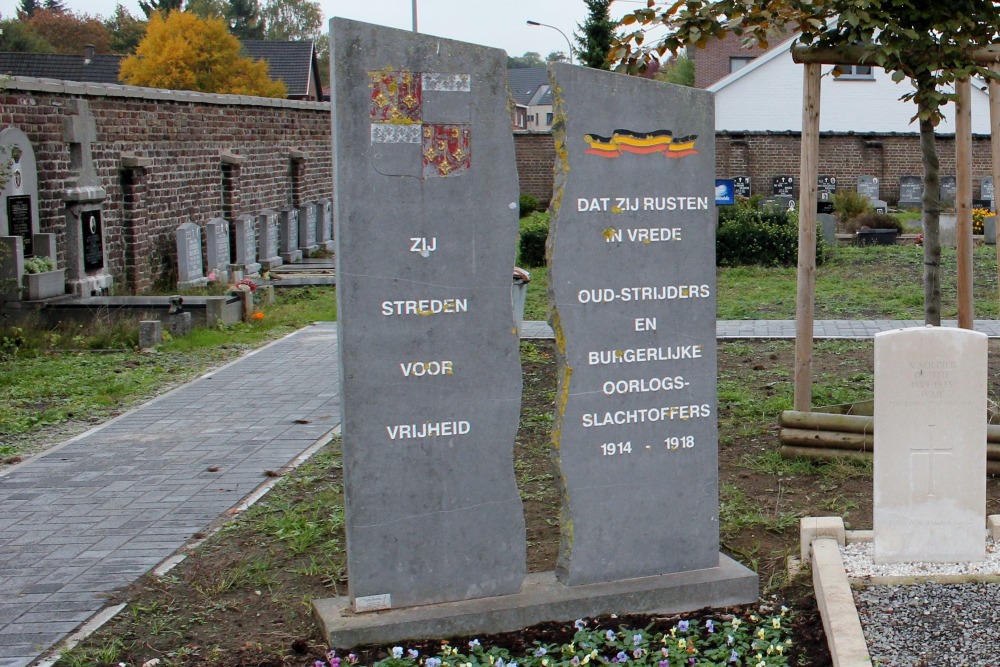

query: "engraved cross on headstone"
left=909, top=424, right=952, bottom=497
left=62, top=100, right=100, bottom=189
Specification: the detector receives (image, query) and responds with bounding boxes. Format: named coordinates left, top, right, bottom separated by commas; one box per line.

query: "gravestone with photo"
left=899, top=176, right=922, bottom=208
left=940, top=175, right=957, bottom=206
left=329, top=18, right=526, bottom=613
left=316, top=199, right=334, bottom=252
left=772, top=175, right=794, bottom=196
left=733, top=176, right=751, bottom=199
left=204, top=218, right=231, bottom=282
left=61, top=100, right=111, bottom=296
left=874, top=326, right=986, bottom=563
left=858, top=175, right=880, bottom=202
left=816, top=175, right=836, bottom=213
left=0, top=128, right=40, bottom=258
left=257, top=209, right=282, bottom=270
left=297, top=202, right=319, bottom=255
left=760, top=195, right=796, bottom=212
left=176, top=222, right=209, bottom=289
left=233, top=214, right=261, bottom=275
left=278, top=207, right=302, bottom=263
left=546, top=62, right=756, bottom=595
left=982, top=177, right=994, bottom=211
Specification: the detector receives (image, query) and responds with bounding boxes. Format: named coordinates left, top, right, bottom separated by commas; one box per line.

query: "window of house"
left=546, top=112, right=554, bottom=126
left=729, top=57, right=754, bottom=73
left=834, top=65, right=875, bottom=80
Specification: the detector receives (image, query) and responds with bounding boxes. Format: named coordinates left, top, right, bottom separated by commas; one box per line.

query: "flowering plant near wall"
left=316, top=607, right=794, bottom=667
left=972, top=207, right=991, bottom=235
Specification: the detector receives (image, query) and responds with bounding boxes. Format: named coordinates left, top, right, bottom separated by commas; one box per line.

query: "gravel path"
left=843, top=540, right=1000, bottom=666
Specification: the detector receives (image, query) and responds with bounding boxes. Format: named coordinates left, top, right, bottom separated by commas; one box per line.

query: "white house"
left=708, top=35, right=994, bottom=135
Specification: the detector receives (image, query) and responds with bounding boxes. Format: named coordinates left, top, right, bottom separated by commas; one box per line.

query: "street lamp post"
left=412, top=0, right=418, bottom=31
left=526, top=20, right=574, bottom=65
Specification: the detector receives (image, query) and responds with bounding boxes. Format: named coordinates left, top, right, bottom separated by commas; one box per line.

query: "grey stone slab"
left=298, top=201, right=319, bottom=254
left=874, top=326, right=987, bottom=563
left=204, top=218, right=231, bottom=282
left=278, top=208, right=302, bottom=263
left=547, top=64, right=724, bottom=586
left=899, top=175, right=922, bottom=207
left=332, top=18, right=525, bottom=611
left=315, top=557, right=757, bottom=648
left=257, top=209, right=283, bottom=269
left=940, top=175, right=957, bottom=205
left=317, top=199, right=334, bottom=250
left=233, top=214, right=262, bottom=275
left=176, top=221, right=208, bottom=289
left=857, top=175, right=880, bottom=201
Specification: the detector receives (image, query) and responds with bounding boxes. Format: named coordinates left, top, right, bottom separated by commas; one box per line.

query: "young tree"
left=25, top=9, right=113, bottom=54
left=508, top=51, right=544, bottom=69
left=261, top=0, right=322, bottom=41
left=120, top=11, right=286, bottom=97
left=613, top=1, right=1000, bottom=325
left=546, top=51, right=568, bottom=63
left=575, top=0, right=615, bottom=69
left=104, top=4, right=147, bottom=53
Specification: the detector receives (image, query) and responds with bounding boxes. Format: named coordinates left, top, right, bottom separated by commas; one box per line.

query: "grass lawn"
left=11, top=244, right=1000, bottom=665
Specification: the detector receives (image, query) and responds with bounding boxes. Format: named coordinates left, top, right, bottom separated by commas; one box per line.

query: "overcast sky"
left=0, top=0, right=659, bottom=59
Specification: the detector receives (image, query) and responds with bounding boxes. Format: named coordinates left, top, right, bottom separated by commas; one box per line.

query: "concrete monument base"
left=313, top=556, right=757, bottom=649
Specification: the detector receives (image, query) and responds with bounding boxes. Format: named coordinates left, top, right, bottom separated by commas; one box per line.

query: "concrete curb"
left=810, top=539, right=874, bottom=667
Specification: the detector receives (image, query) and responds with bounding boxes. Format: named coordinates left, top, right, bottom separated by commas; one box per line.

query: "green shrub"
left=518, top=212, right=549, bottom=267
left=717, top=206, right=826, bottom=267
left=845, top=211, right=904, bottom=234
left=519, top=194, right=539, bottom=218
left=831, top=189, right=873, bottom=226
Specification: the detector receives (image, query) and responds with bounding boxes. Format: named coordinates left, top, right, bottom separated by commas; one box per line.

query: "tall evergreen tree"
left=575, top=0, right=615, bottom=69
left=227, top=0, right=264, bottom=40
left=138, top=0, right=183, bottom=19
left=42, top=0, right=65, bottom=13
left=17, top=0, right=41, bottom=19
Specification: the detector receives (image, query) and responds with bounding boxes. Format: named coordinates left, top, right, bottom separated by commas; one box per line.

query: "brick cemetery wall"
left=0, top=78, right=332, bottom=293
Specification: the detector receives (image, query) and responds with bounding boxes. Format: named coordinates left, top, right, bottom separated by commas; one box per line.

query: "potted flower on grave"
left=848, top=212, right=904, bottom=246
left=22, top=256, right=66, bottom=300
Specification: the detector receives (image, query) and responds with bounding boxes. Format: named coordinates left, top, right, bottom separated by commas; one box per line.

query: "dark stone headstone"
left=899, top=176, right=922, bottom=207
left=817, top=175, right=837, bottom=194
left=332, top=18, right=525, bottom=611
left=548, top=63, right=724, bottom=586
left=982, top=177, right=994, bottom=210
left=817, top=176, right=836, bottom=212
left=772, top=175, right=794, bottom=196
left=940, top=175, right=957, bottom=206
left=733, top=176, right=751, bottom=198
left=858, top=175, right=880, bottom=201
left=82, top=210, right=104, bottom=271
left=0, top=128, right=39, bottom=257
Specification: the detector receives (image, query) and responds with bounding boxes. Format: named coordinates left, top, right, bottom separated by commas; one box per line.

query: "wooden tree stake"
left=956, top=78, right=974, bottom=329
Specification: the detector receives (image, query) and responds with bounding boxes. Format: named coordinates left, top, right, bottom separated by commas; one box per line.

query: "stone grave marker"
left=981, top=176, right=994, bottom=210
left=297, top=201, right=319, bottom=255
left=817, top=212, right=837, bottom=245
left=176, top=222, right=209, bottom=289
left=940, top=175, right=957, bottom=206
left=233, top=214, right=261, bottom=275
left=760, top=195, right=796, bottom=212
left=204, top=218, right=231, bottom=282
left=0, top=128, right=39, bottom=258
left=817, top=175, right=836, bottom=213
left=331, top=18, right=526, bottom=611
left=858, top=175, right=880, bottom=202
left=772, top=175, right=794, bottom=196
left=0, top=236, right=24, bottom=299
left=899, top=176, right=922, bottom=207
left=873, top=326, right=986, bottom=563
left=316, top=199, right=334, bottom=251
left=61, top=99, right=111, bottom=296
left=733, top=176, right=751, bottom=199
left=547, top=62, right=755, bottom=592
left=873, top=199, right=888, bottom=214
left=257, top=209, right=282, bottom=270
left=278, top=207, right=302, bottom=263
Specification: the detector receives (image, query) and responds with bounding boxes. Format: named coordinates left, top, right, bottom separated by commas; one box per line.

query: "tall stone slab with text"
left=332, top=18, right=525, bottom=611
left=873, top=326, right=987, bottom=563
left=548, top=63, right=747, bottom=586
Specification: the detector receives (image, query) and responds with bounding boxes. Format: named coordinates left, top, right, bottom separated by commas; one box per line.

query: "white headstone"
left=0, top=128, right=40, bottom=257
left=873, top=326, right=987, bottom=563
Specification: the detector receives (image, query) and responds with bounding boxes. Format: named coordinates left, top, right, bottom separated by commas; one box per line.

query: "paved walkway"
left=0, top=324, right=340, bottom=667
left=5, top=317, right=1000, bottom=665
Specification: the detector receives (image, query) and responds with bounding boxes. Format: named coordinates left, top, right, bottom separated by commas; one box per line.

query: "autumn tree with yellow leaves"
left=120, top=11, right=286, bottom=97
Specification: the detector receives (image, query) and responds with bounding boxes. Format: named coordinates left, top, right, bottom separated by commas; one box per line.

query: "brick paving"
left=7, top=318, right=1000, bottom=665
left=0, top=323, right=340, bottom=667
